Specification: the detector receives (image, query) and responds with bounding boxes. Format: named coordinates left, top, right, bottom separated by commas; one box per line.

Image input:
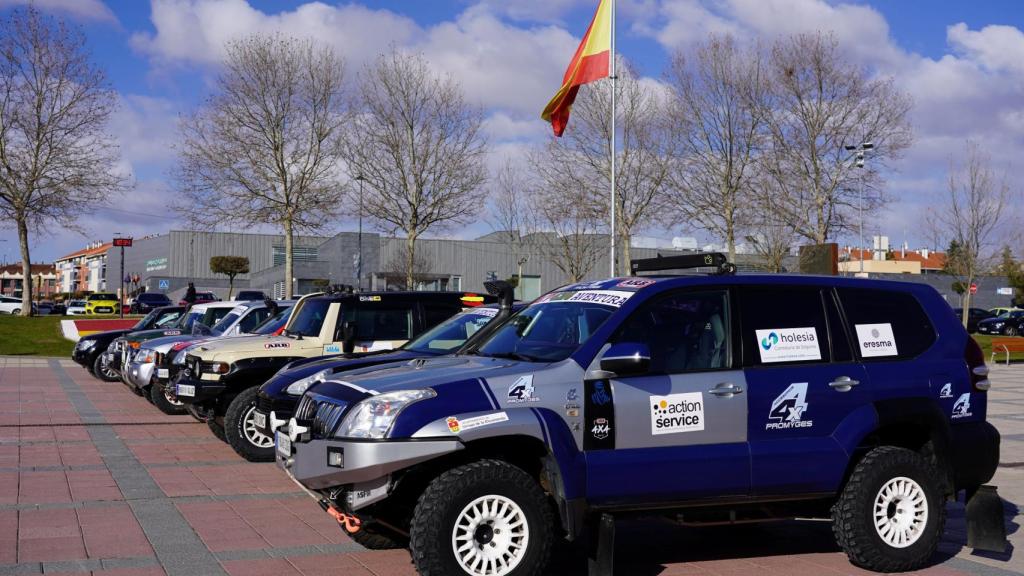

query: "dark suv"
left=277, top=254, right=1005, bottom=575
left=130, top=292, right=173, bottom=314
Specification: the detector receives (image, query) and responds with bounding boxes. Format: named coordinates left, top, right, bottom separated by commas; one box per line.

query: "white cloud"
left=948, top=22, right=1024, bottom=75
left=470, top=0, right=586, bottom=23
left=0, top=0, right=117, bottom=23
left=131, top=0, right=420, bottom=69
left=109, top=94, right=182, bottom=169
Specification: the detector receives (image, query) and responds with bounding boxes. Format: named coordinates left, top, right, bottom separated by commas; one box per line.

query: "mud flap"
left=966, top=485, right=1008, bottom=553
left=587, top=513, right=615, bottom=576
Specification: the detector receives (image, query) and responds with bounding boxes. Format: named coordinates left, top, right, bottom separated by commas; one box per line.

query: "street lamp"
left=844, top=142, right=874, bottom=274
left=355, top=175, right=365, bottom=291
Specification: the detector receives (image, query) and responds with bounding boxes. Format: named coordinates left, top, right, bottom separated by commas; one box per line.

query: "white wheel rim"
left=451, top=494, right=529, bottom=576
left=163, top=387, right=183, bottom=406
left=873, top=476, right=928, bottom=548
left=242, top=405, right=273, bottom=448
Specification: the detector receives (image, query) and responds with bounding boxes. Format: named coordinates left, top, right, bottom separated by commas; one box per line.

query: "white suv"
left=0, top=296, right=34, bottom=315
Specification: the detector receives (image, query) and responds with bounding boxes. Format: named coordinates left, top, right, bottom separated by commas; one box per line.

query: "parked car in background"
left=72, top=306, right=186, bottom=380
left=953, top=307, right=994, bottom=333
left=988, top=306, right=1021, bottom=317
left=235, top=290, right=266, bottom=301
left=179, top=291, right=219, bottom=306
left=131, top=292, right=173, bottom=314
left=66, top=300, right=87, bottom=315
left=0, top=296, right=34, bottom=315
left=85, top=292, right=120, bottom=315
left=36, top=302, right=54, bottom=315
left=977, top=309, right=1024, bottom=336
left=50, top=302, right=67, bottom=315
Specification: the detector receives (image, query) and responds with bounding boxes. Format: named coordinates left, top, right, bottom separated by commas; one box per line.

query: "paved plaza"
left=0, top=357, right=1020, bottom=576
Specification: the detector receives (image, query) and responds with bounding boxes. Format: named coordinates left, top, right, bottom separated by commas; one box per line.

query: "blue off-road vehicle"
left=277, top=254, right=1005, bottom=576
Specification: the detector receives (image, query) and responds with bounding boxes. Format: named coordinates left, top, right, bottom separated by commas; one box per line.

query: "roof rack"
left=630, top=252, right=737, bottom=276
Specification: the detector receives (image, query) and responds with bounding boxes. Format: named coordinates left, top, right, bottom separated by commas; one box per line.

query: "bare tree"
left=176, top=34, right=347, bottom=299
left=935, top=142, right=1011, bottom=326
left=382, top=242, right=433, bottom=290
left=344, top=49, right=488, bottom=289
left=666, top=35, right=770, bottom=261
left=529, top=145, right=606, bottom=282
left=745, top=176, right=797, bottom=272
left=765, top=32, right=912, bottom=244
left=0, top=8, right=127, bottom=315
left=541, top=62, right=676, bottom=275
left=487, top=159, right=536, bottom=282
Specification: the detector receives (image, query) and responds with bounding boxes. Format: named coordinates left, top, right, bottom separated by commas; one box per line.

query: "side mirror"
left=342, top=321, right=356, bottom=354
left=599, top=342, right=651, bottom=377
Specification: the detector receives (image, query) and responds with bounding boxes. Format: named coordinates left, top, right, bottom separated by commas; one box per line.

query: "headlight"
left=77, top=340, right=96, bottom=350
left=334, top=389, right=436, bottom=439
left=285, top=368, right=333, bottom=396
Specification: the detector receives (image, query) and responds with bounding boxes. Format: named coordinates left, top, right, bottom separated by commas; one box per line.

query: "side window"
left=837, top=288, right=935, bottom=359
left=423, top=303, right=463, bottom=331
left=612, top=290, right=730, bottom=374
left=239, top=308, right=271, bottom=332
left=738, top=286, right=830, bottom=366
left=353, top=305, right=413, bottom=341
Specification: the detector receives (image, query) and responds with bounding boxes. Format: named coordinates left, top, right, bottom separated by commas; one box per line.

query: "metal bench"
left=990, top=337, right=1024, bottom=365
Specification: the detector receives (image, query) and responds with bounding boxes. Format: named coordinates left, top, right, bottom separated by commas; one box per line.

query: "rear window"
left=351, top=305, right=413, bottom=341
left=837, top=288, right=935, bottom=360
left=738, top=286, right=830, bottom=366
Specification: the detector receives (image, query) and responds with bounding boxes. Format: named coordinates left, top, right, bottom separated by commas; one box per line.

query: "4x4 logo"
left=951, top=393, right=972, bottom=419
left=766, top=383, right=813, bottom=430
left=507, top=375, right=539, bottom=403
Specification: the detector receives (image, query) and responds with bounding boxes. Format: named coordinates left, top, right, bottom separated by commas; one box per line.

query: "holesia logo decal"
left=755, top=328, right=821, bottom=363
left=650, top=392, right=705, bottom=435
left=855, top=323, right=898, bottom=357
left=766, top=383, right=813, bottom=430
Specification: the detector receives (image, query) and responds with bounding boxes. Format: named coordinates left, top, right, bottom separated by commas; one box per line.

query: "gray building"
left=107, top=229, right=1017, bottom=310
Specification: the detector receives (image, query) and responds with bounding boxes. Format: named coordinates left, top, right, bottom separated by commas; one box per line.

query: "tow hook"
left=321, top=501, right=362, bottom=534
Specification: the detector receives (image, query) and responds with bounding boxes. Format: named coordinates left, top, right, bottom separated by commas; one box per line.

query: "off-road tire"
left=150, top=381, right=187, bottom=415
left=93, top=354, right=120, bottom=382
left=207, top=417, right=227, bottom=443
left=225, top=387, right=275, bottom=462
left=345, top=523, right=406, bottom=550
left=410, top=459, right=554, bottom=576
left=832, top=446, right=944, bottom=572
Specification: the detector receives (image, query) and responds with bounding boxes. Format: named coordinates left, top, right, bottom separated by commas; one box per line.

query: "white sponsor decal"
left=507, top=375, right=539, bottom=403
left=650, top=392, right=705, bottom=435
left=939, top=383, right=953, bottom=398
left=468, top=307, right=498, bottom=318
left=565, top=290, right=633, bottom=307
left=766, top=383, right=813, bottom=430
left=324, top=344, right=342, bottom=354
left=230, top=306, right=246, bottom=315
left=616, top=278, right=656, bottom=289
left=755, top=327, right=821, bottom=363
left=459, top=412, right=509, bottom=432
left=855, top=323, right=898, bottom=357
left=951, top=392, right=973, bottom=419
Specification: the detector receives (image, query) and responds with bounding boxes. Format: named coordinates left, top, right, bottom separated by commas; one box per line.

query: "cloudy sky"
left=1, top=0, right=1022, bottom=263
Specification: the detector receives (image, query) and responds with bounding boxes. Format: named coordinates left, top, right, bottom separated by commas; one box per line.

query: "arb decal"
left=265, top=342, right=291, bottom=349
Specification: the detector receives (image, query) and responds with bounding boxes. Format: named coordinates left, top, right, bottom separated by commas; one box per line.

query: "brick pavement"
left=0, top=356, right=1019, bottom=576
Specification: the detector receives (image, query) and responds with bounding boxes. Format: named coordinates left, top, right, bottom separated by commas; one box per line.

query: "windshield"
left=475, top=299, right=616, bottom=362
left=89, top=293, right=117, bottom=301
left=212, top=311, right=242, bottom=334
left=286, top=299, right=331, bottom=337
left=135, top=309, right=162, bottom=329
left=181, top=311, right=203, bottom=331
left=254, top=308, right=291, bottom=334
left=406, top=309, right=499, bottom=354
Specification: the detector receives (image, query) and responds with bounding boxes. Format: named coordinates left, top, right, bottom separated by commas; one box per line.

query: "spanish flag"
left=541, top=0, right=612, bottom=137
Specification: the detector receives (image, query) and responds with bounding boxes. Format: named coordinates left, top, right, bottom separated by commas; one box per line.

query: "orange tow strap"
left=326, top=507, right=362, bottom=534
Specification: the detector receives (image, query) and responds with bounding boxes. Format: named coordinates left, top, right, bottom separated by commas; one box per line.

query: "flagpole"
left=609, top=0, right=617, bottom=277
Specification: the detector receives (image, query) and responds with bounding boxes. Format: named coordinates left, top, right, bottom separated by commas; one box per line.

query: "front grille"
left=256, top=393, right=290, bottom=414
left=294, top=394, right=348, bottom=438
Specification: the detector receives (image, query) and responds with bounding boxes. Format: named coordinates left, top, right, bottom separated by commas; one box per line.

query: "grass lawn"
left=971, top=333, right=1024, bottom=364
left=0, top=315, right=74, bottom=357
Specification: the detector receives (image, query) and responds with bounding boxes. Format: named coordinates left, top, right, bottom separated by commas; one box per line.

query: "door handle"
left=829, top=376, right=860, bottom=392
left=708, top=383, right=743, bottom=397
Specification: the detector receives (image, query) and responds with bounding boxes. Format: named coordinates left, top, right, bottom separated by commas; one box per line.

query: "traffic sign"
left=159, top=280, right=170, bottom=290
left=970, top=283, right=978, bottom=295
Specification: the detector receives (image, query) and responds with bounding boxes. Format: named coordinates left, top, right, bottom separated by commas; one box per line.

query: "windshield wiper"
left=483, top=351, right=538, bottom=362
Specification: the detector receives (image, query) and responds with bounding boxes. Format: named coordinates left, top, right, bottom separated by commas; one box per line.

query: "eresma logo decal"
left=939, top=383, right=953, bottom=398
left=766, top=383, right=813, bottom=430
left=855, top=323, right=898, bottom=358
left=755, top=328, right=821, bottom=363
left=650, top=392, right=704, bottom=435
left=952, top=393, right=973, bottom=419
